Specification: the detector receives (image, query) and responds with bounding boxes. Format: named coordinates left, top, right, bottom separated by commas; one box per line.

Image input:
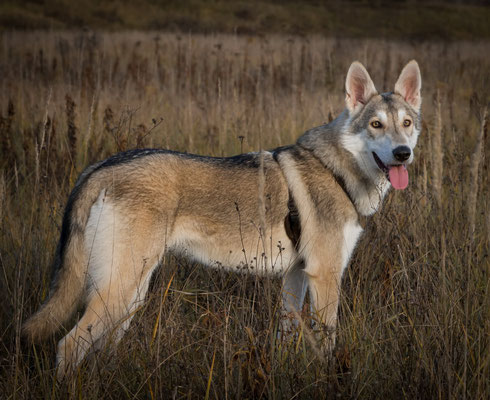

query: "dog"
left=23, top=60, right=422, bottom=377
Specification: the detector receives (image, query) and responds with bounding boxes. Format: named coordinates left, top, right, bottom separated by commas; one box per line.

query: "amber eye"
left=371, top=120, right=383, bottom=129
left=403, top=119, right=412, bottom=127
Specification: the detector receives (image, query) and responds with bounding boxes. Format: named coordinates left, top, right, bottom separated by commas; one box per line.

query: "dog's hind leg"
left=55, top=254, right=161, bottom=378
left=55, top=255, right=158, bottom=378
left=55, top=205, right=166, bottom=379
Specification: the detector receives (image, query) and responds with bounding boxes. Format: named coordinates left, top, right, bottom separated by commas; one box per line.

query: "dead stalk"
left=432, top=90, right=444, bottom=209
left=258, top=149, right=267, bottom=266
left=65, top=94, right=78, bottom=165
left=467, top=107, right=487, bottom=237
left=0, top=172, right=5, bottom=221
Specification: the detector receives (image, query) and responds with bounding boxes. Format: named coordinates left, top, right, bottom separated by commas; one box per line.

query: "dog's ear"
left=345, top=61, right=378, bottom=114
left=395, top=60, right=422, bottom=111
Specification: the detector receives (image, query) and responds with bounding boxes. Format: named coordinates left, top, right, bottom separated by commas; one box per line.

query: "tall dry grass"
left=0, top=31, right=489, bottom=399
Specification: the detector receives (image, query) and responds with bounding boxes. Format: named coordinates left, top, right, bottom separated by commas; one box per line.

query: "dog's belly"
left=168, top=219, right=297, bottom=274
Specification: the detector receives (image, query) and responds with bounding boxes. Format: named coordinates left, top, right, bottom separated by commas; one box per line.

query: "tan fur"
left=23, top=61, right=422, bottom=378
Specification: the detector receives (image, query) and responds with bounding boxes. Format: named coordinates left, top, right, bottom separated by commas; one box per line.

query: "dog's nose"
left=393, top=146, right=411, bottom=162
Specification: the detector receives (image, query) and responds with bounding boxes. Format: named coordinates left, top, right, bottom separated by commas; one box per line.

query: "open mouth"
left=372, top=152, right=409, bottom=190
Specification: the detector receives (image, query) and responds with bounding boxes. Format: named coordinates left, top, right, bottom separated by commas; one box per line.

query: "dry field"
left=0, top=31, right=489, bottom=399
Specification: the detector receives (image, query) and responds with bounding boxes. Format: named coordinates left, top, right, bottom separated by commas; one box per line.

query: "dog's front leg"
left=304, top=263, right=342, bottom=353
left=280, top=260, right=308, bottom=335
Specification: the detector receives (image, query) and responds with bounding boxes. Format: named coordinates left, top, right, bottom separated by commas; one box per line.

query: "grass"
left=0, top=31, right=489, bottom=399
left=1, top=0, right=490, bottom=40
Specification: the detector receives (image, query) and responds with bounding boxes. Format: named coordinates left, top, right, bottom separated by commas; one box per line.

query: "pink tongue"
left=388, top=165, right=409, bottom=190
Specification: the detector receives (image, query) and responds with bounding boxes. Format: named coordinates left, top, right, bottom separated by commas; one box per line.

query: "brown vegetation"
left=0, top=31, right=489, bottom=398
left=1, top=0, right=490, bottom=40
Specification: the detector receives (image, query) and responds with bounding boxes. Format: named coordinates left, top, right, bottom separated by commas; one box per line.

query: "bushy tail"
left=22, top=173, right=104, bottom=342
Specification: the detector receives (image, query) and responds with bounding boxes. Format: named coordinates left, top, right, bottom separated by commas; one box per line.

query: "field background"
left=0, top=2, right=489, bottom=399
left=1, top=0, right=490, bottom=40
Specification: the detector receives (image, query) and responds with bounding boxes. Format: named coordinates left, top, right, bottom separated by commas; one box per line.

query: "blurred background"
left=1, top=0, right=489, bottom=39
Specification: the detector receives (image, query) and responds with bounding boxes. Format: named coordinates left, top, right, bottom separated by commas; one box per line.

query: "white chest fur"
left=341, top=220, right=363, bottom=273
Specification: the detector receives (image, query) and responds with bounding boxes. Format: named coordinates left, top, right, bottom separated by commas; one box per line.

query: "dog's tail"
left=22, top=170, right=104, bottom=342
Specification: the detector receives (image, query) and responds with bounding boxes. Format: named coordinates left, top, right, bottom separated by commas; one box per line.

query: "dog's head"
left=341, top=60, right=422, bottom=190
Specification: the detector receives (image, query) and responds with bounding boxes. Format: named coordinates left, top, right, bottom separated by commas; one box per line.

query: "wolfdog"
left=23, top=60, right=422, bottom=377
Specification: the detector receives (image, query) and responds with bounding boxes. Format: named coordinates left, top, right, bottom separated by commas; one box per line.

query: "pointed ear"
left=395, top=60, right=422, bottom=111
left=345, top=61, right=378, bottom=114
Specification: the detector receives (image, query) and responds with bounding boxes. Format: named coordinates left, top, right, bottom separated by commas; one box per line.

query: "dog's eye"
left=371, top=121, right=383, bottom=129
left=403, top=119, right=412, bottom=127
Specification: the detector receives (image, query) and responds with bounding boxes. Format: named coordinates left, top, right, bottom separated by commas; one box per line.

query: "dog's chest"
left=341, top=220, right=363, bottom=272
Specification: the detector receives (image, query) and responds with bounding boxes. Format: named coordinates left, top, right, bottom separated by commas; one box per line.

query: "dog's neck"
left=296, top=114, right=390, bottom=217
